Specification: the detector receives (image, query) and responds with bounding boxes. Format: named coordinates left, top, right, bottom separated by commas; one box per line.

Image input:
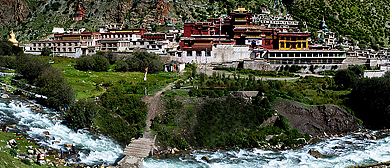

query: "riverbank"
left=144, top=128, right=390, bottom=168
left=0, top=131, right=69, bottom=168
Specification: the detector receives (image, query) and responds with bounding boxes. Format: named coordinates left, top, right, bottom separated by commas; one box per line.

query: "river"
left=1, top=93, right=390, bottom=167
left=0, top=94, right=123, bottom=166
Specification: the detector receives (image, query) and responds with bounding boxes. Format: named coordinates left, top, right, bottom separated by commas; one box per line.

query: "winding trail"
left=143, top=83, right=174, bottom=139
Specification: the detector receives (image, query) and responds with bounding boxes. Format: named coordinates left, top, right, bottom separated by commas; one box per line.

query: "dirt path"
left=142, top=83, right=174, bottom=139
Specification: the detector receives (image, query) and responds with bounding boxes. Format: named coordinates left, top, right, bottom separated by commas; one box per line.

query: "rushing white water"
left=0, top=98, right=123, bottom=166
left=144, top=131, right=390, bottom=168
left=2, top=95, right=390, bottom=167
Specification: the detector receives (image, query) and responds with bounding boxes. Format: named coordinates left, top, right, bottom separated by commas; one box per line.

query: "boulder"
left=43, top=131, right=50, bottom=135
left=201, top=155, right=210, bottom=163
left=1, top=94, right=9, bottom=98
left=27, top=150, right=34, bottom=154
left=365, top=134, right=371, bottom=139
left=173, top=148, right=179, bottom=152
left=308, top=149, right=323, bottom=158
left=372, top=136, right=377, bottom=140
left=271, top=99, right=360, bottom=136
left=65, top=143, right=72, bottom=147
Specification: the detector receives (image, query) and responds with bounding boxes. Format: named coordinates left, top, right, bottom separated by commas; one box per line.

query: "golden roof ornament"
left=234, top=7, right=248, bottom=13
left=9, top=28, right=18, bottom=46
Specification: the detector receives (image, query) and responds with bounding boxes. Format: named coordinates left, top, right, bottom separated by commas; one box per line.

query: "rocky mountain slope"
left=272, top=99, right=360, bottom=136
left=1, top=0, right=389, bottom=49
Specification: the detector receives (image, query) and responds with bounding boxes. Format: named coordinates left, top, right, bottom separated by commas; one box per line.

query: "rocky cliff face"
left=272, top=99, right=360, bottom=136
left=0, top=0, right=30, bottom=30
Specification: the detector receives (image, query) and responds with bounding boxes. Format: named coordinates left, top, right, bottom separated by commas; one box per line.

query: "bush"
left=92, top=54, right=110, bottom=71
left=348, top=77, right=390, bottom=129
left=66, top=99, right=99, bottom=131
left=41, top=47, right=51, bottom=56
left=36, top=66, right=76, bottom=107
left=0, top=56, right=16, bottom=68
left=126, top=51, right=164, bottom=74
left=334, top=69, right=357, bottom=89
left=15, top=54, right=50, bottom=83
left=21, top=159, right=31, bottom=165
left=75, top=55, right=94, bottom=71
left=75, top=54, right=110, bottom=71
left=114, top=60, right=129, bottom=72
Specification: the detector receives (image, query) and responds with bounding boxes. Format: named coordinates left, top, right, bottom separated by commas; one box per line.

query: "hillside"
left=287, top=0, right=390, bottom=49
left=0, top=0, right=389, bottom=50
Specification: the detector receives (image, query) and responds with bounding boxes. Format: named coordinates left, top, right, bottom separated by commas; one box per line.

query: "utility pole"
left=205, top=48, right=207, bottom=74
left=235, top=61, right=237, bottom=76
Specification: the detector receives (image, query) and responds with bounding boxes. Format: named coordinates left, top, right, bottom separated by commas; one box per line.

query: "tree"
left=92, top=54, right=110, bottom=71
left=114, top=60, right=129, bottom=72
left=15, top=54, right=50, bottom=83
left=334, top=69, right=357, bottom=89
left=75, top=55, right=94, bottom=71
left=348, top=77, right=390, bottom=129
left=36, top=66, right=76, bottom=107
left=348, top=65, right=364, bottom=77
left=0, top=41, right=12, bottom=56
left=126, top=51, right=163, bottom=74
left=66, top=99, right=99, bottom=131
left=41, top=47, right=51, bottom=56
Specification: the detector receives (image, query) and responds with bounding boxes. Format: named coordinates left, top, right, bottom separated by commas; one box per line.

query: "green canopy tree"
left=66, top=99, right=99, bottom=131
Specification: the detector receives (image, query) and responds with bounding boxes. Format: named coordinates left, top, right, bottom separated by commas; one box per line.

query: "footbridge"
left=116, top=138, right=154, bottom=168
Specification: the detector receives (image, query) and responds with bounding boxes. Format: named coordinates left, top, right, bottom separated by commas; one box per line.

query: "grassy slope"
left=44, top=56, right=177, bottom=100
left=0, top=131, right=69, bottom=168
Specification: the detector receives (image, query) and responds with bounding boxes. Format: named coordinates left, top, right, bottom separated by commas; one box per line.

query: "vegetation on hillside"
left=347, top=72, right=390, bottom=129
left=151, top=70, right=311, bottom=149
left=288, top=0, right=390, bottom=49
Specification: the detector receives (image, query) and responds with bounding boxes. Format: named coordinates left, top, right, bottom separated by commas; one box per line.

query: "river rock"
left=38, top=149, right=45, bottom=153
left=308, top=149, right=323, bottom=158
left=8, top=124, right=17, bottom=128
left=47, top=149, right=56, bottom=155
left=43, top=131, right=50, bottom=135
left=173, top=148, right=179, bottom=152
left=65, top=143, right=72, bottom=147
left=28, top=150, right=34, bottom=154
left=1, top=94, right=9, bottom=98
left=365, top=134, right=371, bottom=139
left=201, top=155, right=210, bottom=163
left=372, top=136, right=377, bottom=140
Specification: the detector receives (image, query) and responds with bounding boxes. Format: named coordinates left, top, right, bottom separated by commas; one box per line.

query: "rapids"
left=1, top=94, right=390, bottom=168
left=0, top=96, right=123, bottom=166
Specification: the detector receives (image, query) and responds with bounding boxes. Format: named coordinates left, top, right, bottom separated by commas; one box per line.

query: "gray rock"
left=201, top=155, right=210, bottom=163
left=308, top=149, right=323, bottom=158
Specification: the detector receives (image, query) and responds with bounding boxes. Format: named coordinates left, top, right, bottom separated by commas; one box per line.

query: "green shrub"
left=114, top=60, right=129, bottom=72
left=92, top=54, right=110, bottom=71
left=21, top=159, right=31, bottom=165
left=66, top=99, right=99, bottom=131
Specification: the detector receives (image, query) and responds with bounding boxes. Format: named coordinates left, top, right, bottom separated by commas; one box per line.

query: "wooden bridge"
left=116, top=138, right=154, bottom=168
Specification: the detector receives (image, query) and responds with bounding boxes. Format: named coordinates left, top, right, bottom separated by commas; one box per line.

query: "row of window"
left=33, top=42, right=79, bottom=47
left=269, top=59, right=344, bottom=64
left=280, top=42, right=307, bottom=49
left=33, top=47, right=74, bottom=52
left=279, top=37, right=307, bottom=41
left=186, top=51, right=211, bottom=56
left=270, top=53, right=341, bottom=58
